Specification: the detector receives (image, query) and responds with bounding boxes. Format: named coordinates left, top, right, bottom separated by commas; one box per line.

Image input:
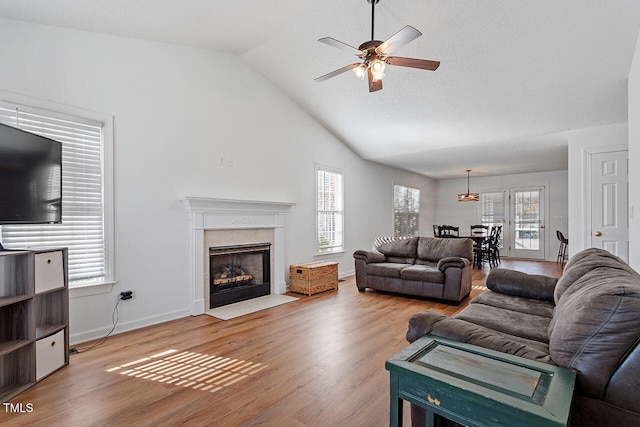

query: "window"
left=481, top=191, right=505, bottom=246
left=0, top=101, right=113, bottom=287
left=316, top=165, right=343, bottom=254
left=394, top=184, right=420, bottom=237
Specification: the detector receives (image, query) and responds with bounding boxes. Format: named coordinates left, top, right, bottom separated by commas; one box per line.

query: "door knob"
left=594, top=231, right=602, bottom=236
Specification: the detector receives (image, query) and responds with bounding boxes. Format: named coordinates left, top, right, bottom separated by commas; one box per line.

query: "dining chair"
left=490, top=225, right=503, bottom=265
left=470, top=225, right=488, bottom=267
left=477, top=225, right=502, bottom=268
left=439, top=225, right=459, bottom=237
left=470, top=224, right=489, bottom=235
left=556, top=230, right=568, bottom=265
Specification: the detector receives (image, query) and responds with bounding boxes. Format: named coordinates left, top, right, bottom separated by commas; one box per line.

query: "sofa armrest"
left=486, top=268, right=557, bottom=301
left=353, top=250, right=386, bottom=264
left=437, top=256, right=470, bottom=271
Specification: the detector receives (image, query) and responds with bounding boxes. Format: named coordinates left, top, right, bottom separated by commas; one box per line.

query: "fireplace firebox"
left=209, top=243, right=271, bottom=308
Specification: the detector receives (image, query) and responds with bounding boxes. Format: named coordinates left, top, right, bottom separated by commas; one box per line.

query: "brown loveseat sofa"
left=406, top=248, right=640, bottom=426
left=353, top=237, right=474, bottom=303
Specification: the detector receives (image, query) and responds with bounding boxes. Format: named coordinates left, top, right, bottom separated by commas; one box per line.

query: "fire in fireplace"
left=209, top=243, right=271, bottom=308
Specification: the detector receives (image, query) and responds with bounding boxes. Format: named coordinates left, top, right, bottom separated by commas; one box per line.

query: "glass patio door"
left=510, top=187, right=545, bottom=259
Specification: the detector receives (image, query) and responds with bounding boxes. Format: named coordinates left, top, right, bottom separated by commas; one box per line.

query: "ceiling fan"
left=315, top=0, right=440, bottom=92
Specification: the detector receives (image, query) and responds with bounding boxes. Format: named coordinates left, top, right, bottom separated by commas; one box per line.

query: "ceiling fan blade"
left=386, top=56, right=440, bottom=71
left=318, top=37, right=365, bottom=55
left=368, top=69, right=383, bottom=92
left=315, top=63, right=361, bottom=82
left=375, top=25, right=422, bottom=56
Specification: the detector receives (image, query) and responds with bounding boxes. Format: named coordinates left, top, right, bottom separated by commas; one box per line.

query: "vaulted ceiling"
left=2, top=0, right=639, bottom=179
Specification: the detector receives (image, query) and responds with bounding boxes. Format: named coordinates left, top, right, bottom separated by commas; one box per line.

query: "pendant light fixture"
left=458, top=170, right=480, bottom=202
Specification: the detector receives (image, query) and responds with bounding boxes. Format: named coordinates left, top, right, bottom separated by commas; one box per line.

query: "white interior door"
left=509, top=187, right=545, bottom=259
left=590, top=150, right=628, bottom=260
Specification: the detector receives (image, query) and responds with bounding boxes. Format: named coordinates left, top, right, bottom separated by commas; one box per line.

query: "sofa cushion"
left=456, top=303, right=552, bottom=344
left=406, top=310, right=552, bottom=362
left=416, top=237, right=473, bottom=263
left=372, top=236, right=409, bottom=252
left=365, top=262, right=411, bottom=279
left=377, top=237, right=418, bottom=264
left=471, top=291, right=555, bottom=318
left=400, top=265, right=444, bottom=284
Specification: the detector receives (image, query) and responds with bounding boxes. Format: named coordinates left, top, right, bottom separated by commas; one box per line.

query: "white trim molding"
left=181, top=197, right=295, bottom=316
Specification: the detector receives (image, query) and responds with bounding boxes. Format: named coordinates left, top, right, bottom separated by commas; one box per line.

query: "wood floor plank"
left=3, top=260, right=562, bottom=427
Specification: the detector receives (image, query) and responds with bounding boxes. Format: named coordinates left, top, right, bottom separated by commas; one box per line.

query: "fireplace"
left=209, top=243, right=271, bottom=308
left=182, top=197, right=295, bottom=315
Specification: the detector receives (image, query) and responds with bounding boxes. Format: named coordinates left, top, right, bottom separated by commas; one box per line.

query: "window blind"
left=0, top=104, right=105, bottom=284
left=481, top=191, right=506, bottom=226
left=394, top=184, right=420, bottom=237
left=481, top=191, right=505, bottom=247
left=317, top=167, right=344, bottom=254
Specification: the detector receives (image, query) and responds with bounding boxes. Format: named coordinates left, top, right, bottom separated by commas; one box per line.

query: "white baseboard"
left=70, top=308, right=190, bottom=345
left=339, top=268, right=355, bottom=278
left=71, top=272, right=357, bottom=346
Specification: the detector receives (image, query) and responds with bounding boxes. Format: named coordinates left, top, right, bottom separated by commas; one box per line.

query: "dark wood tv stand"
left=0, top=248, right=69, bottom=402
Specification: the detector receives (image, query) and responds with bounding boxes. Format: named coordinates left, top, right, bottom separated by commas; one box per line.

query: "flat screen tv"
left=0, top=122, right=62, bottom=226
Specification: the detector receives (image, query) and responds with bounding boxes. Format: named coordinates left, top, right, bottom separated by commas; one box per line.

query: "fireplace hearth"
left=209, top=243, right=271, bottom=308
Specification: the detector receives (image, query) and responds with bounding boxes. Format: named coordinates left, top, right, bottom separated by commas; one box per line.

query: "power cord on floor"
left=70, top=294, right=121, bottom=354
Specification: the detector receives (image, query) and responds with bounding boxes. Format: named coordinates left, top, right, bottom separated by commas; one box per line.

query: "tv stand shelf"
left=0, top=294, right=32, bottom=306
left=36, top=325, right=66, bottom=338
left=0, top=339, right=32, bottom=354
left=0, top=248, right=69, bottom=403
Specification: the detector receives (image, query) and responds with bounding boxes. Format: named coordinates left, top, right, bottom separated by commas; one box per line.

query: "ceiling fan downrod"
left=368, top=0, right=380, bottom=41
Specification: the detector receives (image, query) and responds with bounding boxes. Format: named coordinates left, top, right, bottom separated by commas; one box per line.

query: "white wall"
left=629, top=29, right=640, bottom=270
left=0, top=19, right=435, bottom=343
left=436, top=170, right=568, bottom=261
left=567, top=123, right=628, bottom=257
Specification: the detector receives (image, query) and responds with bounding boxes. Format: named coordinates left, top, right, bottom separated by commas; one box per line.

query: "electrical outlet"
left=119, top=290, right=133, bottom=300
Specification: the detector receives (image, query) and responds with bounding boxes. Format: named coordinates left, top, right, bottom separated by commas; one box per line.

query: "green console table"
left=386, top=335, right=576, bottom=427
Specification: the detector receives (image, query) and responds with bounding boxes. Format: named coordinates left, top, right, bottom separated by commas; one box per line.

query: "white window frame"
left=0, top=92, right=115, bottom=295
left=393, top=183, right=420, bottom=237
left=316, top=164, right=344, bottom=255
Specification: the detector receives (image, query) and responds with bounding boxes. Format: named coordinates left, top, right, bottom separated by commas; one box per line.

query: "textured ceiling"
left=1, top=0, right=639, bottom=179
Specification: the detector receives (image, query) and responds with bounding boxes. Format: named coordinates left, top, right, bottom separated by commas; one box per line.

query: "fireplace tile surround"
left=182, top=197, right=295, bottom=315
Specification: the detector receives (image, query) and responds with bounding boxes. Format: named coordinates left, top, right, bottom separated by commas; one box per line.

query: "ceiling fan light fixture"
left=370, top=59, right=386, bottom=80
left=353, top=63, right=368, bottom=80
left=458, top=169, right=480, bottom=202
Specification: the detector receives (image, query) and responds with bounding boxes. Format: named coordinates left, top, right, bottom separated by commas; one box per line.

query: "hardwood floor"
left=3, top=260, right=563, bottom=427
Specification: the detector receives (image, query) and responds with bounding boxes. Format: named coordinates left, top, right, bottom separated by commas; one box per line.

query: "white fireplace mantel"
left=181, top=197, right=295, bottom=315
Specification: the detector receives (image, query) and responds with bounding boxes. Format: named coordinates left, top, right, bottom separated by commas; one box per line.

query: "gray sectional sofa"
left=406, top=248, right=640, bottom=427
left=353, top=236, right=474, bottom=304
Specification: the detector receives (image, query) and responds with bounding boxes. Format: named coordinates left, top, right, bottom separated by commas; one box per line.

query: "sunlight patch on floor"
left=106, top=349, right=267, bottom=392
